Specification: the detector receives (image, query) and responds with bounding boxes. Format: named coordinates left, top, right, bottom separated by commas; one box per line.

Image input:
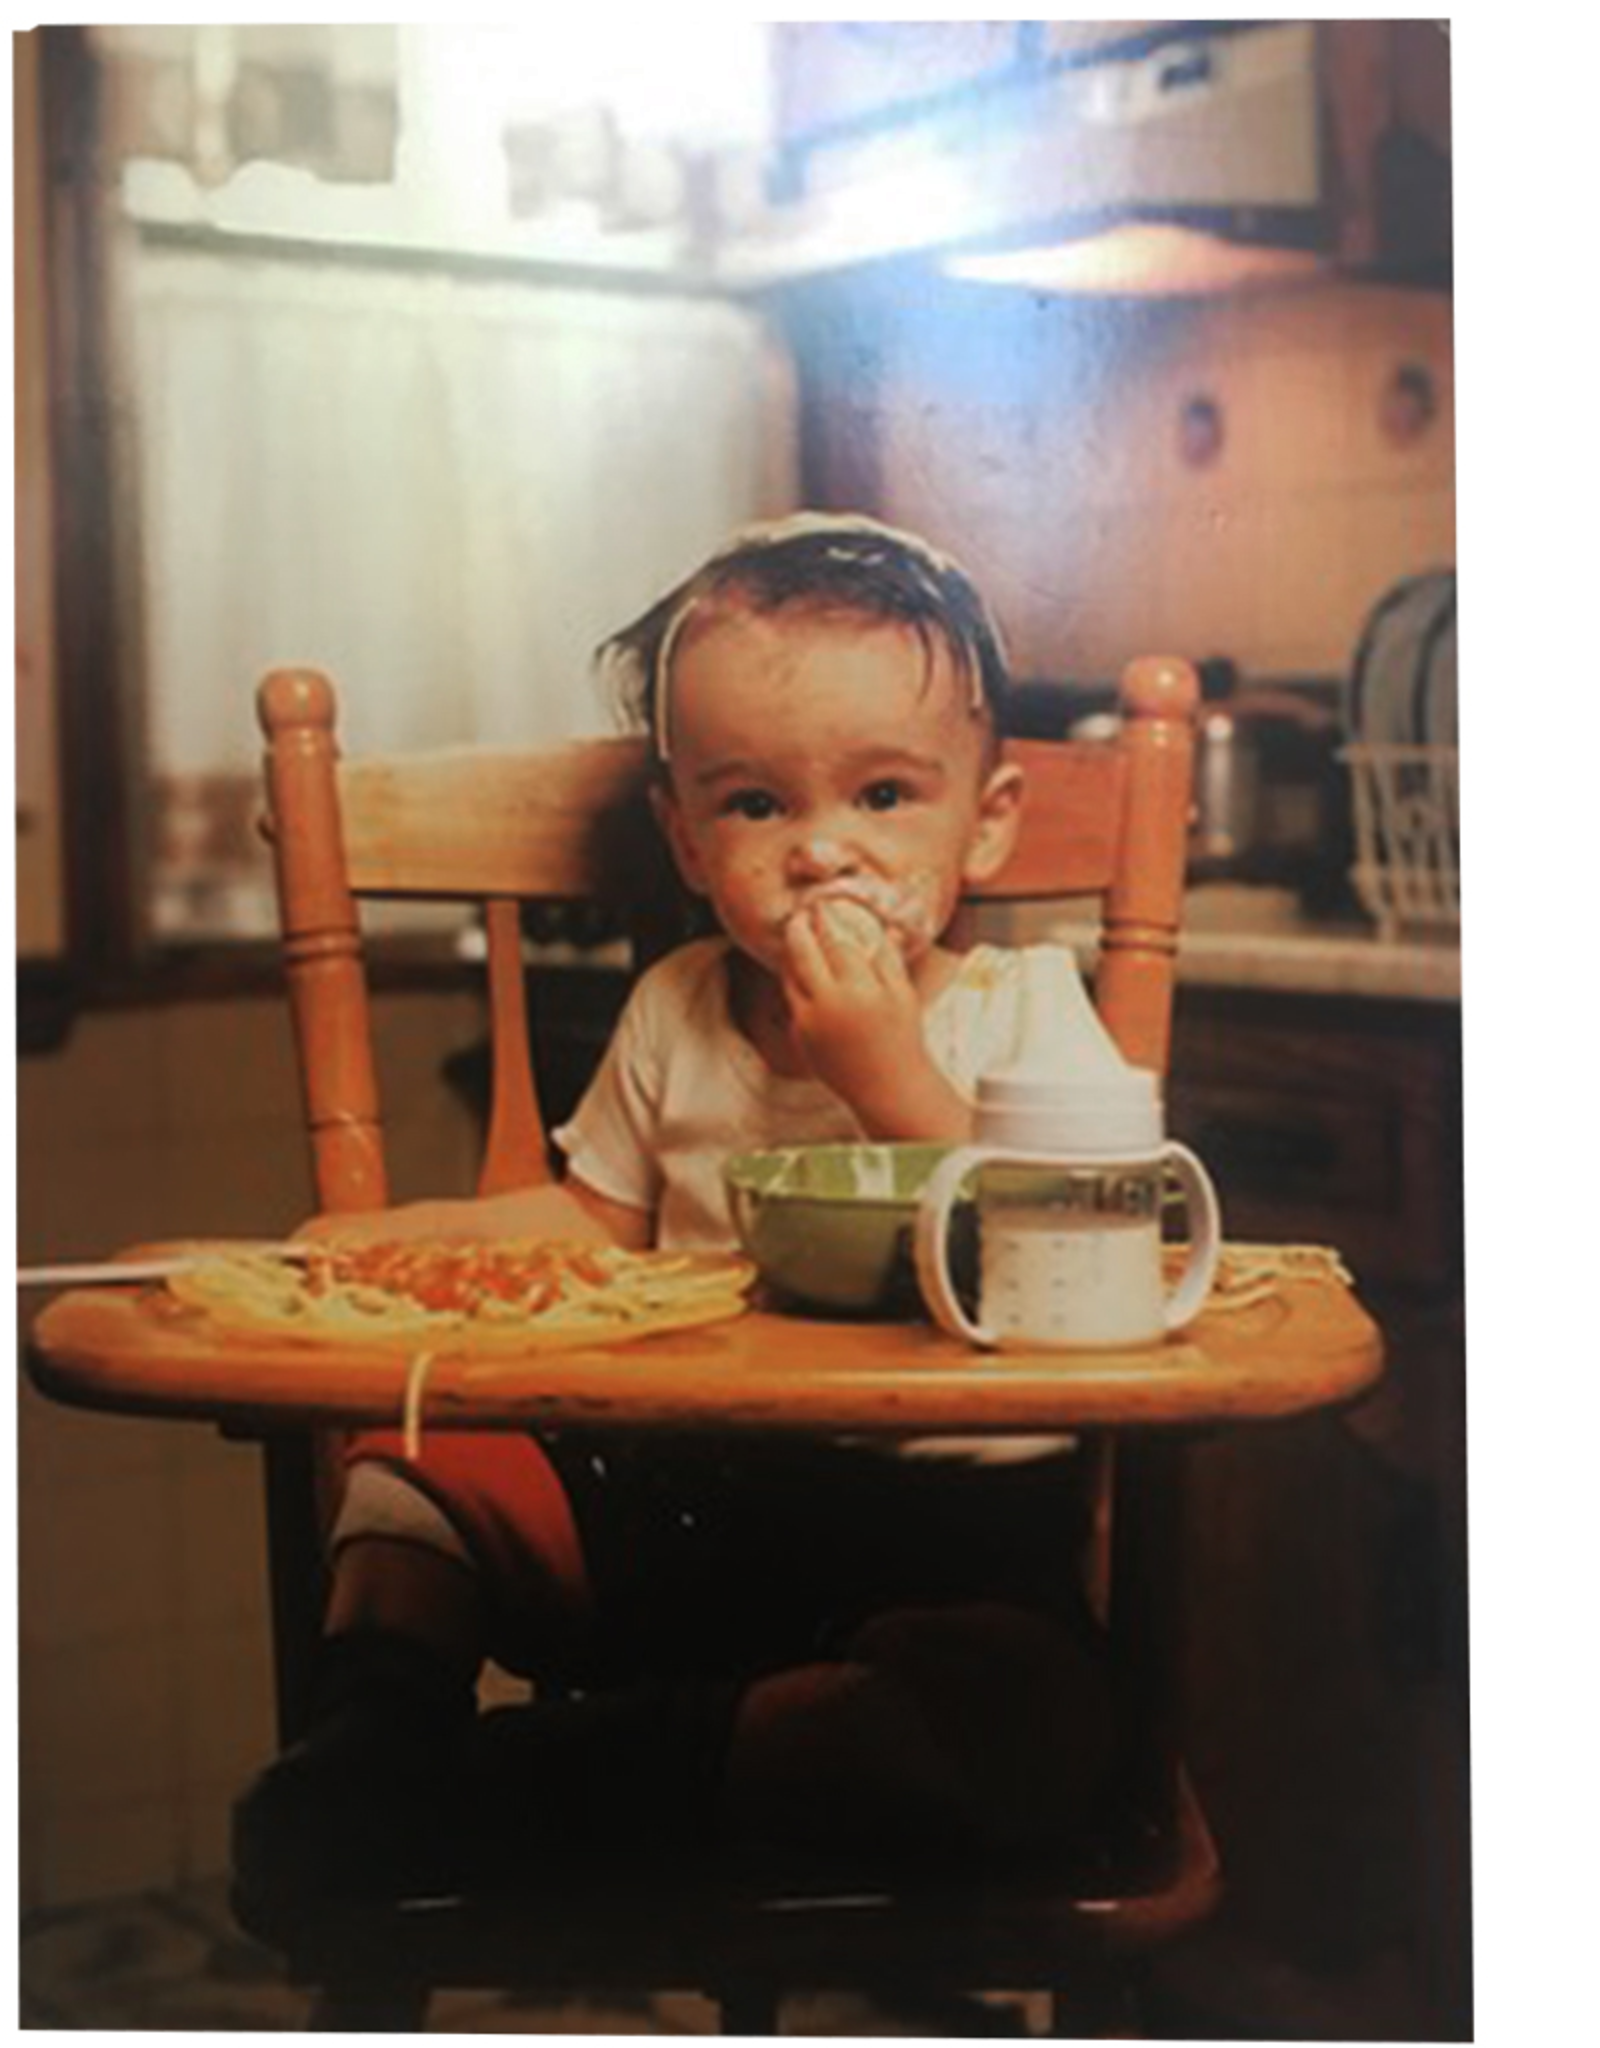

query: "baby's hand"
left=781, top=901, right=936, bottom=1127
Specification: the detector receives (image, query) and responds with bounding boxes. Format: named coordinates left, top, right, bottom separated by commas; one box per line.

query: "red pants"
left=345, top=1429, right=593, bottom=1679
left=344, top=1427, right=1098, bottom=1691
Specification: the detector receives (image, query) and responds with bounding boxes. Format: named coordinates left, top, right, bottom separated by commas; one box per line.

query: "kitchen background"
left=15, top=20, right=1478, bottom=2038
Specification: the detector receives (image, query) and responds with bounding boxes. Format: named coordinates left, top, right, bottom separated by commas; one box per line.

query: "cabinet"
left=771, top=22, right=1021, bottom=146
left=762, top=19, right=1450, bottom=285
left=1319, top=20, right=1453, bottom=278
left=1168, top=985, right=1462, bottom=1296
left=773, top=23, right=1229, bottom=151
left=1157, top=983, right=1470, bottom=2036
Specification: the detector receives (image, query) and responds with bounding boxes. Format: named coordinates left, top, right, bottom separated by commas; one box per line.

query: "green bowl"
left=724, top=1142, right=973, bottom=1317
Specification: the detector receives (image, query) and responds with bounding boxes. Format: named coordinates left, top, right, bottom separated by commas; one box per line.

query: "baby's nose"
left=785, top=830, right=859, bottom=884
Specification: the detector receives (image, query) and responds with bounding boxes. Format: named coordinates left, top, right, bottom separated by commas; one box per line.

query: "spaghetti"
left=164, top=1238, right=756, bottom=1353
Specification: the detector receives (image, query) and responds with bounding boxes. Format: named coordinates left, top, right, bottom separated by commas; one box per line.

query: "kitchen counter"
left=1159, top=921, right=1457, bottom=1004
left=521, top=890, right=1463, bottom=1008
left=985, top=886, right=1461, bottom=1006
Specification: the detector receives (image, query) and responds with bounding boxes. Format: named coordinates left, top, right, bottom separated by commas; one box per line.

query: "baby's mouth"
left=786, top=884, right=892, bottom=943
left=784, top=876, right=939, bottom=952
left=803, top=879, right=899, bottom=920
left=807, top=887, right=866, bottom=913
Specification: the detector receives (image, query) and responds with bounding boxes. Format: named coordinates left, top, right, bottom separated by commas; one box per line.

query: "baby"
left=235, top=514, right=1130, bottom=1903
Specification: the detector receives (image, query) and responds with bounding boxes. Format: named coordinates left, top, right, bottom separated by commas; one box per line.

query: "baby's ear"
left=648, top=779, right=709, bottom=895
left=961, top=758, right=1025, bottom=886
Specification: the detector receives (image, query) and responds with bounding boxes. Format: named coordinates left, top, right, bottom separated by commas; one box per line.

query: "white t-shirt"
left=338, top=941, right=1119, bottom=1551
left=553, top=935, right=1128, bottom=1249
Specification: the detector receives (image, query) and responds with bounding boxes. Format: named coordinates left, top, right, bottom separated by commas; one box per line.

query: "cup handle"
left=1161, top=1141, right=1222, bottom=1331
left=913, top=1146, right=994, bottom=1345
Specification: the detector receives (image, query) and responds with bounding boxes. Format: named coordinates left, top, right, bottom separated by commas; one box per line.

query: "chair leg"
left=716, top=1983, right=782, bottom=2034
left=1048, top=1963, right=1144, bottom=2038
left=308, top=1981, right=431, bottom=2030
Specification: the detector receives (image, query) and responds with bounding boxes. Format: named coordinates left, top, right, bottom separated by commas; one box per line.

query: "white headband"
left=650, top=512, right=1004, bottom=761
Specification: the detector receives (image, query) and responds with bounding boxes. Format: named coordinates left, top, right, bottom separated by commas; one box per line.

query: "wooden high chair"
left=242, top=653, right=1217, bottom=2033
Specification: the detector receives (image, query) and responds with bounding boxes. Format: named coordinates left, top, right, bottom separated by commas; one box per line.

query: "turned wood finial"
left=1119, top=656, right=1200, bottom=723
left=258, top=667, right=336, bottom=738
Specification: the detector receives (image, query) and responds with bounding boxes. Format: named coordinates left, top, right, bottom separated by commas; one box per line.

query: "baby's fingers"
left=782, top=906, right=829, bottom=997
left=867, top=935, right=915, bottom=996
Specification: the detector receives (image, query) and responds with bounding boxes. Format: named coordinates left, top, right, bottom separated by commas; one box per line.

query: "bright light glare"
left=412, top=21, right=770, bottom=150
left=944, top=222, right=1325, bottom=297
left=836, top=156, right=978, bottom=263
left=400, top=22, right=771, bottom=236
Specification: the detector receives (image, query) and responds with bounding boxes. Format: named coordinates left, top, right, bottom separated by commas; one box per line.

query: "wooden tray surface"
left=27, top=1270, right=1383, bottom=1436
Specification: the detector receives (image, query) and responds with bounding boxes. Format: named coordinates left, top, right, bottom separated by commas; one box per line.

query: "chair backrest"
left=258, top=657, right=1199, bottom=1218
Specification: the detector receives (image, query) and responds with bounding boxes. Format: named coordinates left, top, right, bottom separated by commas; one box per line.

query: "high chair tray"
left=27, top=1262, right=1381, bottom=1436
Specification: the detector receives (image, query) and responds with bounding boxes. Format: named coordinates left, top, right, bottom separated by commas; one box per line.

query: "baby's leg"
left=234, top=1429, right=592, bottom=1900
left=326, top=1428, right=593, bottom=1680
left=721, top=1602, right=1119, bottom=1860
left=704, top=1444, right=1121, bottom=1861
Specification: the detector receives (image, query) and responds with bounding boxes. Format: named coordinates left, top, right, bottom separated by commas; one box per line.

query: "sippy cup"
left=914, top=1063, right=1221, bottom=1350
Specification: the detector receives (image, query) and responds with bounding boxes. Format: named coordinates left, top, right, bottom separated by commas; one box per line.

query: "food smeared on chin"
left=163, top=1238, right=755, bottom=1350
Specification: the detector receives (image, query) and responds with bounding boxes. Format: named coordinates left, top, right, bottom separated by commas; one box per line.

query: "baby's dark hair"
left=597, top=512, right=1011, bottom=759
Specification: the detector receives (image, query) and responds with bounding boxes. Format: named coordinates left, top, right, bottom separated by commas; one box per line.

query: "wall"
left=846, top=276, right=1454, bottom=682
left=14, top=32, right=69, bottom=959
left=16, top=988, right=484, bottom=1909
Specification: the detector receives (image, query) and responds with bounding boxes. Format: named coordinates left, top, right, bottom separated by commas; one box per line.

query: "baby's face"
left=654, top=605, right=1021, bottom=976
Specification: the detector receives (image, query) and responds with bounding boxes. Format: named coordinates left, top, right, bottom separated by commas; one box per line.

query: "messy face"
left=653, top=605, right=1021, bottom=978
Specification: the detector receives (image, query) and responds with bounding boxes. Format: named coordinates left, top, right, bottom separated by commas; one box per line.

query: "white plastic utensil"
left=16, top=1244, right=310, bottom=1288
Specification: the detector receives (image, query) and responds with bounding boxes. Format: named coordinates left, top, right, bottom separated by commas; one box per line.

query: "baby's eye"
left=721, top=788, right=781, bottom=821
left=860, top=779, right=913, bottom=813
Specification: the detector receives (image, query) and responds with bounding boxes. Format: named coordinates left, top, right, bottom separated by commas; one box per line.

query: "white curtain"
left=128, top=241, right=795, bottom=932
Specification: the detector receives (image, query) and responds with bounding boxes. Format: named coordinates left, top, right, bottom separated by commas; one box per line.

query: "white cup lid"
left=974, top=1063, right=1164, bottom=1157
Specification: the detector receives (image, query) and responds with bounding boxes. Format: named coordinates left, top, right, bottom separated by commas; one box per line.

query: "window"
left=130, top=244, right=793, bottom=940
left=34, top=25, right=794, bottom=961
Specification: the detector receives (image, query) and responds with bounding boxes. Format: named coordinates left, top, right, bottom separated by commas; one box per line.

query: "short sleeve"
left=550, top=972, right=667, bottom=1215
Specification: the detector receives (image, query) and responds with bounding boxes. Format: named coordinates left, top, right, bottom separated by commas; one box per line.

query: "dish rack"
left=1341, top=744, right=1460, bottom=941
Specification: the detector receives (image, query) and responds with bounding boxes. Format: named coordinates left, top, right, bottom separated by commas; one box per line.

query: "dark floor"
left=18, top=1877, right=1449, bottom=2036
left=17, top=1880, right=1055, bottom=2034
